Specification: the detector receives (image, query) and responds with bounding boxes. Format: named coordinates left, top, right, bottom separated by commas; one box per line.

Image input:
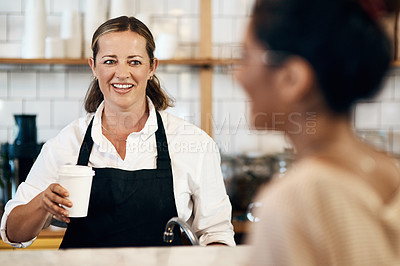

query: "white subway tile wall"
left=0, top=100, right=23, bottom=127
left=381, top=102, right=400, bottom=128
left=354, top=102, right=381, bottom=129
left=0, top=72, right=7, bottom=97
left=24, top=100, right=51, bottom=127
left=0, top=15, right=6, bottom=41
left=0, top=0, right=399, bottom=156
left=66, top=70, right=92, bottom=98
left=53, top=100, right=80, bottom=127
left=8, top=14, right=24, bottom=41
left=38, top=72, right=65, bottom=98
left=0, top=43, right=21, bottom=58
left=0, top=1, right=22, bottom=13
left=9, top=72, right=37, bottom=98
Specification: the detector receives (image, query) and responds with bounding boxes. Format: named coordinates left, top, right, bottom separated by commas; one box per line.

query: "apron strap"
left=155, top=111, right=171, bottom=170
left=77, top=117, right=94, bottom=166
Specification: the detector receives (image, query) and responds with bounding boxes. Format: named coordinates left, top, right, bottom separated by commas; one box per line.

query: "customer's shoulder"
left=262, top=157, right=364, bottom=205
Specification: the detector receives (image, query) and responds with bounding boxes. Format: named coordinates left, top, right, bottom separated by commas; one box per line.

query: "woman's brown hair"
left=84, top=16, right=174, bottom=113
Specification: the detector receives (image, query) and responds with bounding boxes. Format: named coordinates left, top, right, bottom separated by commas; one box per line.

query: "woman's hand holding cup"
left=41, top=183, right=72, bottom=223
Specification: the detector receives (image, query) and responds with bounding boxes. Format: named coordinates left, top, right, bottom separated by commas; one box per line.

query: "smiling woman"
left=88, top=30, right=156, bottom=156
left=1, top=16, right=235, bottom=249
left=85, top=16, right=173, bottom=115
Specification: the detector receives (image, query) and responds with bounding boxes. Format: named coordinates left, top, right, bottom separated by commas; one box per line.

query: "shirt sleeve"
left=0, top=181, right=45, bottom=248
left=1, top=209, right=37, bottom=248
left=177, top=135, right=235, bottom=246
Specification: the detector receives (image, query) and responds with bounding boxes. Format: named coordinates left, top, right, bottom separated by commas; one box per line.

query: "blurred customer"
left=236, top=0, right=400, bottom=265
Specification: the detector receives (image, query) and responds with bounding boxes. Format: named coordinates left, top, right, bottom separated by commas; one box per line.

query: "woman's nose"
left=115, top=63, right=130, bottom=79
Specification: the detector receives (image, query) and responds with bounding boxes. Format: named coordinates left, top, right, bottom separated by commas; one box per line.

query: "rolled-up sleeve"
left=1, top=209, right=36, bottom=248
left=169, top=123, right=235, bottom=247
left=192, top=141, right=235, bottom=246
left=0, top=182, right=43, bottom=248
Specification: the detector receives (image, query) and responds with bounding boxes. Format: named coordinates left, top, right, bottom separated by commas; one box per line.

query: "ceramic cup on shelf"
left=45, top=37, right=65, bottom=59
left=21, top=0, right=47, bottom=58
left=60, top=9, right=83, bottom=59
left=84, top=0, right=107, bottom=58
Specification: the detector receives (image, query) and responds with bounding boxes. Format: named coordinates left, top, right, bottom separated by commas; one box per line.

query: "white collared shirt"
left=1, top=100, right=235, bottom=247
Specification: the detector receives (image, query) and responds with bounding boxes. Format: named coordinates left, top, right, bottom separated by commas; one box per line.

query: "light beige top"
left=247, top=158, right=400, bottom=266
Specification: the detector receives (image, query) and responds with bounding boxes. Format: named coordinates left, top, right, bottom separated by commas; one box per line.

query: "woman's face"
left=89, top=31, right=156, bottom=112
left=235, top=24, right=283, bottom=130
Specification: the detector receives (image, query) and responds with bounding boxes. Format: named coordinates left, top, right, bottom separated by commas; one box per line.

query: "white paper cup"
left=57, top=165, right=95, bottom=217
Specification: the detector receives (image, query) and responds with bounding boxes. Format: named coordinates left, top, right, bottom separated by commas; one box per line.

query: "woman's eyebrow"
left=101, top=55, right=144, bottom=59
left=127, top=55, right=144, bottom=59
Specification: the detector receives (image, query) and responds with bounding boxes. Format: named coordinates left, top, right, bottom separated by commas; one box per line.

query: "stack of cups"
left=60, top=10, right=83, bottom=59
left=45, top=37, right=65, bottom=58
left=58, top=165, right=95, bottom=217
left=84, top=0, right=107, bottom=58
left=21, top=0, right=46, bottom=58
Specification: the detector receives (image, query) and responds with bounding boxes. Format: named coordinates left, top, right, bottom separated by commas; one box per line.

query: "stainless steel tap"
left=163, top=217, right=200, bottom=246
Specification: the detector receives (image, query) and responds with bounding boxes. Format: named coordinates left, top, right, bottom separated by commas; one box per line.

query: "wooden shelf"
left=0, top=57, right=240, bottom=66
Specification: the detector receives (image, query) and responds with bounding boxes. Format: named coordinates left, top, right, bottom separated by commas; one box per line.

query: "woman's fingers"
left=42, top=183, right=72, bottom=223
left=42, top=196, right=70, bottom=223
left=51, top=183, right=69, bottom=197
left=49, top=184, right=72, bottom=207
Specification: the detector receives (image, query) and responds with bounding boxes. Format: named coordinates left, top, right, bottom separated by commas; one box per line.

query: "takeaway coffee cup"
left=57, top=165, right=95, bottom=217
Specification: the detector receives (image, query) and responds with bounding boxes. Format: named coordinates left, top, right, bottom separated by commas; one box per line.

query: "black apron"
left=59, top=111, right=181, bottom=248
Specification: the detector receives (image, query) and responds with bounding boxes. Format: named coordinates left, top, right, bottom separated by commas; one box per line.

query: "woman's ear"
left=150, top=58, right=159, bottom=78
left=277, top=57, right=315, bottom=105
left=88, top=57, right=97, bottom=78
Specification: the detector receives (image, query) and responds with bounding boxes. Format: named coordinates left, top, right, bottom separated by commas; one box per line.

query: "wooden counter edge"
left=38, top=227, right=66, bottom=238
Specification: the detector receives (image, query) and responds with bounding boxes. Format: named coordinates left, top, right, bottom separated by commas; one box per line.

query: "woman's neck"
left=102, top=99, right=149, bottom=134
left=288, top=111, right=355, bottom=159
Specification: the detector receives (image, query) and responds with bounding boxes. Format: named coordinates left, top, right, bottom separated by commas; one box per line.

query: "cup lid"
left=58, top=165, right=95, bottom=177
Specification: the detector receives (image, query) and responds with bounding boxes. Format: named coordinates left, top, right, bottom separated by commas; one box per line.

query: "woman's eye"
left=104, top=60, right=116, bottom=65
left=129, top=60, right=141, bottom=66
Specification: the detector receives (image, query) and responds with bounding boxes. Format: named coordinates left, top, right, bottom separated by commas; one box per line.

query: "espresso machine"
left=1, top=115, right=42, bottom=207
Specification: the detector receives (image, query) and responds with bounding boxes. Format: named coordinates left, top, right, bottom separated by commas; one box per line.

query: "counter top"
left=0, top=245, right=251, bottom=266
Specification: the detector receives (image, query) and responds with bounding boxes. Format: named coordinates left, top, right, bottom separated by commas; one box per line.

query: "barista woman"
left=236, top=0, right=400, bottom=265
left=1, top=16, right=235, bottom=248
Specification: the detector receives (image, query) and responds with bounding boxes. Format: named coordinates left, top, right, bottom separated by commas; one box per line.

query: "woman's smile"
left=111, top=83, right=134, bottom=94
